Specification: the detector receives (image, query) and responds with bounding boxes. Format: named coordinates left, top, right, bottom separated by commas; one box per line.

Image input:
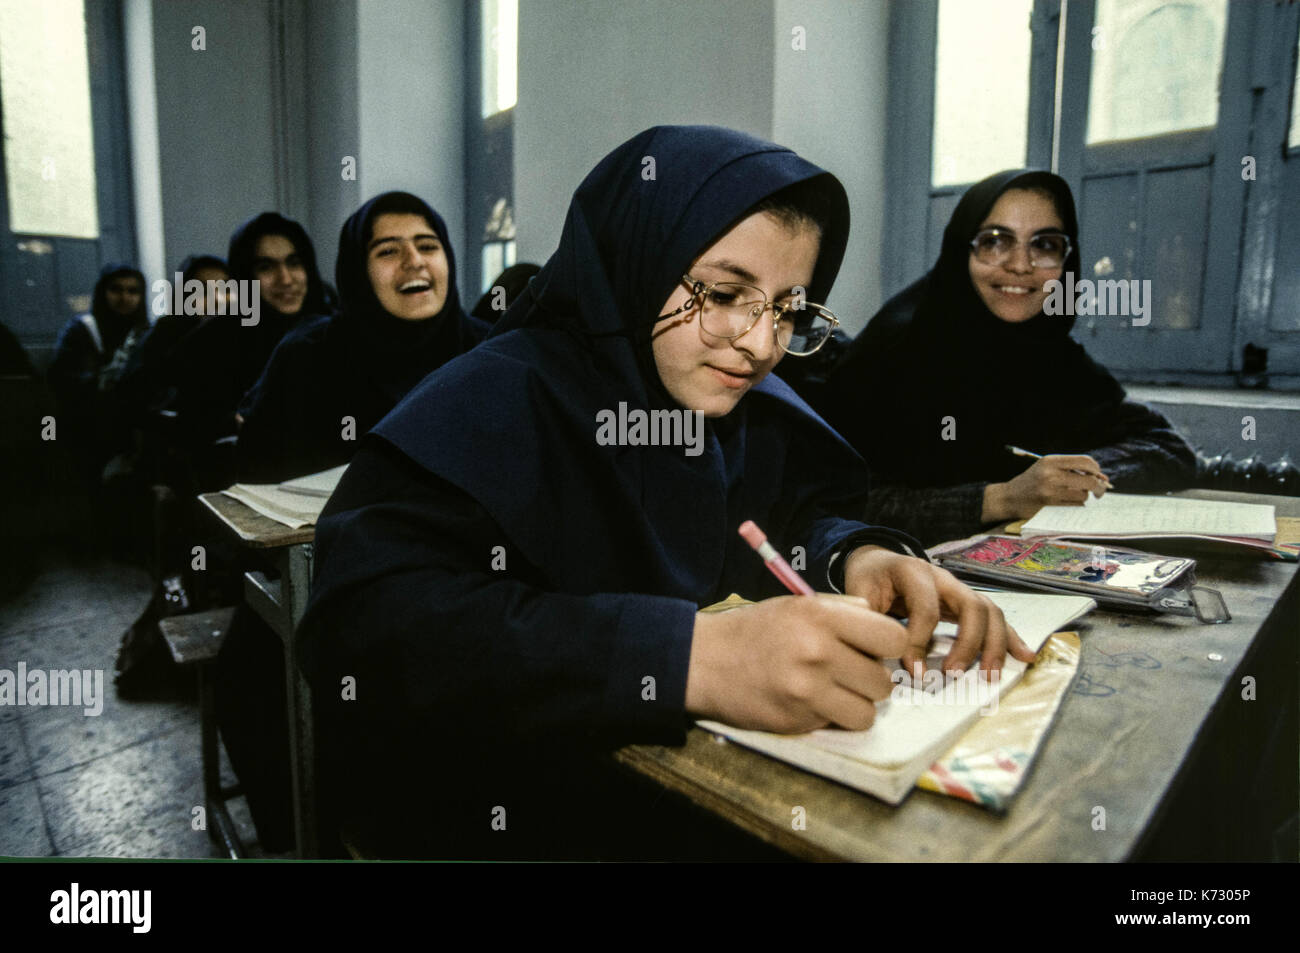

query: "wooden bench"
left=158, top=606, right=244, bottom=859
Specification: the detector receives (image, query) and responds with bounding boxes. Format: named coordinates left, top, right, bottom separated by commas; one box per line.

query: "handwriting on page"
left=1023, top=493, right=1276, bottom=538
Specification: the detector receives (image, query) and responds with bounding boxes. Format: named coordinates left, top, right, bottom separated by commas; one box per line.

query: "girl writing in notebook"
left=297, top=126, right=1032, bottom=858
left=818, top=170, right=1197, bottom=546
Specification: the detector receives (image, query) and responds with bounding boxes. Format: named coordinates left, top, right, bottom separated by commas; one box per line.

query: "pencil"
left=1005, top=445, right=1114, bottom=490
left=738, top=520, right=815, bottom=596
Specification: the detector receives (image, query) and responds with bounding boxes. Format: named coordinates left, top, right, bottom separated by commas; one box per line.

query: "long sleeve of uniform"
left=299, top=436, right=699, bottom=749
left=1066, top=398, right=1198, bottom=493
left=234, top=343, right=303, bottom=484
left=861, top=481, right=989, bottom=548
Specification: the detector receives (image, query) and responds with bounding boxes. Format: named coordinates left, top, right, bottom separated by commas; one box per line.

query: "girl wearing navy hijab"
left=818, top=170, right=1196, bottom=546
left=166, top=213, right=328, bottom=468
left=214, top=193, right=487, bottom=851
left=236, top=192, right=488, bottom=483
left=298, top=126, right=1030, bottom=859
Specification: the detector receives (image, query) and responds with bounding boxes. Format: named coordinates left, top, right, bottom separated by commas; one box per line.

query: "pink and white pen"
left=738, top=520, right=815, bottom=596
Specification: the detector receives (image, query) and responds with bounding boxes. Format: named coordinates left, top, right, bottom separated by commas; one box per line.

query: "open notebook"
left=1019, top=492, right=1282, bottom=557
left=222, top=464, right=348, bottom=528
left=697, top=590, right=1095, bottom=805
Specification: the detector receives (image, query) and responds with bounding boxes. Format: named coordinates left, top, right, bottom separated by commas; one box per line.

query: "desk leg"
left=278, top=542, right=317, bottom=860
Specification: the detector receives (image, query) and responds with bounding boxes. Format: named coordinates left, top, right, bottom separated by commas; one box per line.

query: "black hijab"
left=821, top=169, right=1125, bottom=487
left=226, top=212, right=327, bottom=319
left=330, top=191, right=485, bottom=401
left=373, top=125, right=871, bottom=602
left=491, top=125, right=849, bottom=409
left=90, top=263, right=148, bottom=356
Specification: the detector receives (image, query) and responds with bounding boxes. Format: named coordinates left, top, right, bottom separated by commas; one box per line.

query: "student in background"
left=47, top=264, right=150, bottom=543
left=470, top=262, right=540, bottom=324
left=118, top=254, right=232, bottom=419
left=217, top=192, right=489, bottom=852
left=297, top=126, right=1030, bottom=859
left=818, top=169, right=1196, bottom=547
left=166, top=213, right=328, bottom=483
left=236, top=192, right=489, bottom=484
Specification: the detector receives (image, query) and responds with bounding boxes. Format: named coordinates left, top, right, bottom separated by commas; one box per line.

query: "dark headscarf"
left=178, top=253, right=227, bottom=287
left=373, top=125, right=869, bottom=595
left=492, top=125, right=849, bottom=409
left=226, top=212, right=327, bottom=319
left=90, top=263, right=148, bottom=356
left=331, top=191, right=485, bottom=401
left=233, top=194, right=488, bottom=482
left=821, top=168, right=1125, bottom=488
left=471, top=262, right=541, bottom=323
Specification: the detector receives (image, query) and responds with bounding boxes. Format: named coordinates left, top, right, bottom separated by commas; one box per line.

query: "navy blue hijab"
left=373, top=125, right=870, bottom=602
left=330, top=190, right=486, bottom=401
left=821, top=168, right=1125, bottom=487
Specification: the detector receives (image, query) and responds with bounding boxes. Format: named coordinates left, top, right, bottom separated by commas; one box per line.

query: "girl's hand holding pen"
left=982, top=453, right=1112, bottom=522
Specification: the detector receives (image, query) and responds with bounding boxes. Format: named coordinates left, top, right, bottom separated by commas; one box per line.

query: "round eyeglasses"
left=659, top=275, right=840, bottom=357
left=969, top=228, right=1071, bottom=270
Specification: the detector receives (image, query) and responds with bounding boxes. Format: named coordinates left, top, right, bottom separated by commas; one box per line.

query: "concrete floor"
left=0, top=543, right=274, bottom=859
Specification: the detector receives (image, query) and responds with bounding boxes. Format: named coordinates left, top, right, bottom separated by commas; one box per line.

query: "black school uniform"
left=215, top=193, right=488, bottom=853
left=164, top=214, right=328, bottom=479
left=817, top=169, right=1197, bottom=547
left=296, top=126, right=924, bottom=859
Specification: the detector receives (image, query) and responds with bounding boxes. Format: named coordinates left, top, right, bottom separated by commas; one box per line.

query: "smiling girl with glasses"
left=297, top=127, right=1030, bottom=859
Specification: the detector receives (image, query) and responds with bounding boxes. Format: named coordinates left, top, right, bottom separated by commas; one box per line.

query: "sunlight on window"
left=1086, top=0, right=1228, bottom=145
left=1290, top=29, right=1300, bottom=150
left=0, top=0, right=99, bottom=238
left=482, top=0, right=518, bottom=118
left=931, top=0, right=1033, bottom=188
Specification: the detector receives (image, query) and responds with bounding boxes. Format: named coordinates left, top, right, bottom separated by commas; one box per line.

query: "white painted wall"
left=356, top=0, right=466, bottom=288
left=773, top=0, right=891, bottom=333
left=514, top=0, right=776, bottom=265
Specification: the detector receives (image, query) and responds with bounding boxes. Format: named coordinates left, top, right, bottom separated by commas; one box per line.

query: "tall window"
left=481, top=0, right=517, bottom=118
left=470, top=0, right=518, bottom=296
left=1085, top=0, right=1228, bottom=145
left=931, top=0, right=1034, bottom=187
left=0, top=0, right=99, bottom=238
left=1290, top=29, right=1300, bottom=151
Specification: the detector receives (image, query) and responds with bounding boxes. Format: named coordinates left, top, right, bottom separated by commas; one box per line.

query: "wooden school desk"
left=615, top=490, right=1300, bottom=862
left=198, top=492, right=317, bottom=858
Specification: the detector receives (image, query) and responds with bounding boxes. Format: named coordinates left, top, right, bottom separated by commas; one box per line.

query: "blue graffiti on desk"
left=1091, top=648, right=1161, bottom=670
left=1071, top=671, right=1116, bottom=697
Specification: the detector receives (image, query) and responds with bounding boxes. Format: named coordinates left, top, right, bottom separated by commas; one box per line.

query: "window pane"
left=481, top=0, right=518, bottom=118
left=0, top=0, right=98, bottom=238
left=1290, top=29, right=1300, bottom=150
left=1086, top=0, right=1228, bottom=145
left=931, top=0, right=1033, bottom=188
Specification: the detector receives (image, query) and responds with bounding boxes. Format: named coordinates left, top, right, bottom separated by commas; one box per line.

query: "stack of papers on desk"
left=1020, top=492, right=1286, bottom=558
left=697, top=590, right=1095, bottom=805
left=222, top=464, right=347, bottom=528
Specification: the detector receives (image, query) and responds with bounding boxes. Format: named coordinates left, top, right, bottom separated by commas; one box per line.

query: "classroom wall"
left=147, top=0, right=281, bottom=277
left=302, top=0, right=360, bottom=274
left=356, top=0, right=466, bottom=289
left=514, top=0, right=776, bottom=265
left=514, top=0, right=890, bottom=329
left=772, top=0, right=890, bottom=332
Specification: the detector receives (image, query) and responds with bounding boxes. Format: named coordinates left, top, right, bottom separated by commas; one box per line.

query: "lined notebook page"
left=699, top=591, right=1094, bottom=780
left=1021, top=493, right=1276, bottom=541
